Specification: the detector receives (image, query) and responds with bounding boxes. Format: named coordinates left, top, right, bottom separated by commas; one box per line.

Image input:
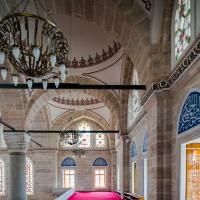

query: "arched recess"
left=93, top=157, right=108, bottom=167
left=177, top=90, right=200, bottom=135
left=24, top=76, right=120, bottom=129
left=61, top=157, right=76, bottom=167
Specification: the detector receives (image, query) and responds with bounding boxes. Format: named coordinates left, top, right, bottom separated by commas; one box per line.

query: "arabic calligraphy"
left=178, top=91, right=200, bottom=134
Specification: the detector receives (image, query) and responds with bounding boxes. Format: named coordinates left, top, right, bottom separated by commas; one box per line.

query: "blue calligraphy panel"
left=93, top=157, right=108, bottom=166
left=178, top=91, right=200, bottom=134
left=61, top=157, right=76, bottom=167
left=143, top=133, right=148, bottom=153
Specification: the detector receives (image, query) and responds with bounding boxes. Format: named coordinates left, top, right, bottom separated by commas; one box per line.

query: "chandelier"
left=60, top=131, right=79, bottom=146
left=0, top=2, right=69, bottom=90
left=72, top=149, right=86, bottom=159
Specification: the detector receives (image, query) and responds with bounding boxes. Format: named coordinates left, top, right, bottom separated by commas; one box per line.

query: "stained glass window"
left=78, top=122, right=91, bottom=147
left=26, top=158, right=33, bottom=195
left=0, top=159, right=5, bottom=195
left=128, top=70, right=140, bottom=126
left=96, top=133, right=105, bottom=147
left=175, top=0, right=191, bottom=60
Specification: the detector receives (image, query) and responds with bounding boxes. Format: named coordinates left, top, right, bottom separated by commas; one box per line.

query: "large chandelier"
left=0, top=4, right=69, bottom=90
left=60, top=131, right=79, bottom=146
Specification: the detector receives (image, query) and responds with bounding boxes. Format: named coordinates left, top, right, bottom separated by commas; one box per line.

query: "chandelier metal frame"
left=60, top=130, right=79, bottom=146
left=0, top=13, right=69, bottom=78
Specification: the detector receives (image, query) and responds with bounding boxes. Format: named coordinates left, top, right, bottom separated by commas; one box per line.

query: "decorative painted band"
left=141, top=35, right=200, bottom=105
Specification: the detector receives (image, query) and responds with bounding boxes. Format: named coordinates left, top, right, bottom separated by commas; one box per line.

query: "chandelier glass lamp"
left=60, top=131, right=79, bottom=146
left=0, top=13, right=69, bottom=90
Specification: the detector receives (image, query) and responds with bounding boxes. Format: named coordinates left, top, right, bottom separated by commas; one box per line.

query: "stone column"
left=111, top=150, right=117, bottom=191
left=118, top=134, right=130, bottom=194
left=4, top=132, right=31, bottom=200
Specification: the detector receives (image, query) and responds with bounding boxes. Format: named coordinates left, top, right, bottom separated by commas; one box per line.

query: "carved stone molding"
left=4, top=132, right=31, bottom=153
left=52, top=96, right=100, bottom=106
left=141, top=35, right=200, bottom=105
left=66, top=40, right=121, bottom=68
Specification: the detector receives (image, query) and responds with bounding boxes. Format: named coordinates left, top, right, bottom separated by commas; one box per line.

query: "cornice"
left=141, top=34, right=200, bottom=105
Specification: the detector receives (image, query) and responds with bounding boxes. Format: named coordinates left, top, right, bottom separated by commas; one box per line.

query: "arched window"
left=78, top=122, right=91, bottom=147
left=26, top=158, right=33, bottom=195
left=61, top=157, right=76, bottom=188
left=143, top=133, right=148, bottom=153
left=96, top=133, right=105, bottom=147
left=175, top=0, right=191, bottom=60
left=93, top=158, right=108, bottom=188
left=128, top=70, right=140, bottom=126
left=0, top=159, right=5, bottom=195
left=93, top=157, right=108, bottom=166
left=178, top=90, right=200, bottom=134
left=131, top=141, right=137, bottom=159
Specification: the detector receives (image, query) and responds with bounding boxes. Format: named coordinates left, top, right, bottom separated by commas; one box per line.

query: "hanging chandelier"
left=72, top=149, right=86, bottom=159
left=0, top=2, right=69, bottom=90
left=60, top=131, right=79, bottom=146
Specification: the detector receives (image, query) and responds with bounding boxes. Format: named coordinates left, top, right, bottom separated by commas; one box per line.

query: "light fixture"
left=54, top=77, right=60, bottom=88
left=0, top=67, right=8, bottom=80
left=27, top=78, right=34, bottom=90
left=0, top=52, right=5, bottom=64
left=72, top=149, right=86, bottom=159
left=42, top=79, right=48, bottom=90
left=12, top=74, right=19, bottom=86
left=60, top=131, right=79, bottom=146
left=0, top=2, right=69, bottom=90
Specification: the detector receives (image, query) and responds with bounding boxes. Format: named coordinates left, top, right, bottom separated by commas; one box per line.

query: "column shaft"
left=9, top=153, right=26, bottom=200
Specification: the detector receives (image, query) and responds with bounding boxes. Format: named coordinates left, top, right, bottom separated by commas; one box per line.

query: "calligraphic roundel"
left=178, top=91, right=200, bottom=134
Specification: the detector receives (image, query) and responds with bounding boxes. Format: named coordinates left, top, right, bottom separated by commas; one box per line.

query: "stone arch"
left=44, top=0, right=151, bottom=60
left=25, top=76, right=119, bottom=129
left=52, top=110, right=115, bottom=149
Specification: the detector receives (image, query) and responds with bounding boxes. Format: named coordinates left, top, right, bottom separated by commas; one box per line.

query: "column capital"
left=4, top=132, right=31, bottom=153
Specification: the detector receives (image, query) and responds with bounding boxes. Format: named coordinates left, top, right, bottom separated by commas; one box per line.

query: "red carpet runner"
left=68, top=192, right=122, bottom=200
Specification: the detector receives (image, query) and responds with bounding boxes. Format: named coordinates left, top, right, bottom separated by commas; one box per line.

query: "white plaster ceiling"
left=48, top=91, right=111, bottom=125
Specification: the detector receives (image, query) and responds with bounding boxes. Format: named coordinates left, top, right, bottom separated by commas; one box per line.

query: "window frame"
left=171, top=0, right=196, bottom=69
left=93, top=167, right=107, bottom=189
left=62, top=167, right=76, bottom=189
left=95, top=133, right=106, bottom=148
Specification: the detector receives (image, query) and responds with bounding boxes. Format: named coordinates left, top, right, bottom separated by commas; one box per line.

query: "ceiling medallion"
left=0, top=13, right=69, bottom=90
left=60, top=131, right=79, bottom=146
